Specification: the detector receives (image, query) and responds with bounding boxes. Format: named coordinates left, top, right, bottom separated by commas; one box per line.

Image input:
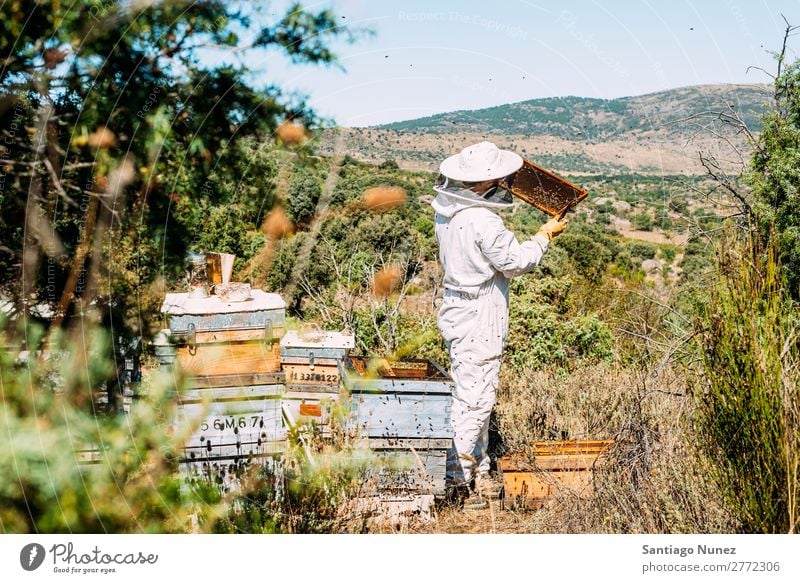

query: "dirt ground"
left=365, top=496, right=590, bottom=534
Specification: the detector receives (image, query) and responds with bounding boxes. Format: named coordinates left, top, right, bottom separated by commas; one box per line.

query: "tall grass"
left=693, top=231, right=799, bottom=533
left=490, top=363, right=734, bottom=533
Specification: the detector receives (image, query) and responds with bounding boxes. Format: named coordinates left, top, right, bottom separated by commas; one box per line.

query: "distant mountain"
left=319, top=84, right=773, bottom=175
left=376, top=84, right=770, bottom=141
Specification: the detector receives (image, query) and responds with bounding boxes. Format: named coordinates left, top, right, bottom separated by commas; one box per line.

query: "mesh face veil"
left=434, top=174, right=515, bottom=206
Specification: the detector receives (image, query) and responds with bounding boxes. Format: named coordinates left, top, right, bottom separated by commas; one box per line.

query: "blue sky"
left=241, top=1, right=800, bottom=126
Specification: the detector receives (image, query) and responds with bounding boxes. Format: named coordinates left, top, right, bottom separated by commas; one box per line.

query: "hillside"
left=318, top=84, right=772, bottom=175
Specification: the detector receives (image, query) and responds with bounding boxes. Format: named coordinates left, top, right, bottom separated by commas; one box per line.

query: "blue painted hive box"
left=174, top=373, right=286, bottom=482
left=361, top=437, right=451, bottom=497
left=280, top=329, right=354, bottom=434
left=339, top=356, right=454, bottom=440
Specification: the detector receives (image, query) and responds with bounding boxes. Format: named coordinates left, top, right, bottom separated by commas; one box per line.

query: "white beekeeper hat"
left=439, top=141, right=523, bottom=182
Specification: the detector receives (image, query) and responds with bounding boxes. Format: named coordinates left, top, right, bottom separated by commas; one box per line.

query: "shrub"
left=556, top=222, right=619, bottom=283
left=286, top=168, right=323, bottom=225
left=659, top=246, right=677, bottom=262
left=691, top=232, right=799, bottom=533
left=632, top=212, right=653, bottom=231
left=0, top=324, right=192, bottom=533
left=628, top=242, right=657, bottom=260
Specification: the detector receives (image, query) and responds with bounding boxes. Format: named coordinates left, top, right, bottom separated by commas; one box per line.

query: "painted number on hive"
left=290, top=371, right=339, bottom=383
left=199, top=416, right=264, bottom=431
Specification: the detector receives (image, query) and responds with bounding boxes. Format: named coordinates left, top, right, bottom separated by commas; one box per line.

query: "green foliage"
left=632, top=211, right=654, bottom=231
left=679, top=235, right=713, bottom=283
left=0, top=0, right=355, bottom=336
left=692, top=233, right=799, bottom=533
left=286, top=167, right=323, bottom=225
left=505, top=274, right=613, bottom=372
left=747, top=58, right=800, bottom=299
left=414, top=216, right=434, bottom=237
left=556, top=220, right=620, bottom=283
left=379, top=159, right=400, bottom=170
left=266, top=233, right=305, bottom=291
left=659, top=246, right=677, bottom=262
left=0, top=323, right=192, bottom=533
left=195, top=205, right=266, bottom=265
left=628, top=242, right=657, bottom=260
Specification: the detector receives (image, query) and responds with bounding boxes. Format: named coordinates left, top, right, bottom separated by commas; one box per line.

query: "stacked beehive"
left=156, top=289, right=287, bottom=484
left=340, top=356, right=454, bottom=497
left=279, top=328, right=355, bottom=432
left=154, top=287, right=455, bottom=500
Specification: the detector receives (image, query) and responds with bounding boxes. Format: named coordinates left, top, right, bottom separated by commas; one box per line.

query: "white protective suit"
left=432, top=188, right=550, bottom=485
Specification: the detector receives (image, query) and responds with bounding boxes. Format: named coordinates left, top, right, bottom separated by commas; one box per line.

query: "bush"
left=505, top=276, right=614, bottom=372
left=632, top=212, right=653, bottom=231
left=0, top=324, right=192, bottom=533
left=692, top=233, right=799, bottom=533
left=556, top=222, right=619, bottom=283
left=628, top=242, right=657, bottom=260
left=659, top=246, right=677, bottom=262
left=286, top=168, right=323, bottom=226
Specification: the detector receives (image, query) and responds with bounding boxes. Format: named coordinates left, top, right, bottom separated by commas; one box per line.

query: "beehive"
left=157, top=288, right=289, bottom=481
left=340, top=357, right=454, bottom=440
left=174, top=373, right=286, bottom=482
left=499, top=440, right=613, bottom=509
left=340, top=357, right=454, bottom=497
left=361, top=437, right=450, bottom=497
left=161, top=290, right=285, bottom=376
left=280, top=329, right=354, bottom=386
left=280, top=329, right=354, bottom=432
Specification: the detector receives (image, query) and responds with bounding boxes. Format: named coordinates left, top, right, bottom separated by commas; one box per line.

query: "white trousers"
left=437, top=276, right=509, bottom=485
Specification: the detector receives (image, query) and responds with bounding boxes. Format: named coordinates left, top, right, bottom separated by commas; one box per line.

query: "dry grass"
left=358, top=362, right=736, bottom=534
left=363, top=186, right=407, bottom=211
left=481, top=363, right=736, bottom=533
left=261, top=206, right=295, bottom=239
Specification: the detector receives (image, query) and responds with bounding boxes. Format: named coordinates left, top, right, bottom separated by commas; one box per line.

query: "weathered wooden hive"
left=279, top=328, right=354, bottom=432
left=156, top=289, right=288, bottom=484
left=499, top=439, right=613, bottom=509
left=340, top=356, right=454, bottom=497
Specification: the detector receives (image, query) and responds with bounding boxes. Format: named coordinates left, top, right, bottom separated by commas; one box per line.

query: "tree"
left=747, top=28, right=800, bottom=299
left=687, top=23, right=800, bottom=532
left=0, top=1, right=357, bottom=338
left=632, top=211, right=653, bottom=231
left=286, top=167, right=322, bottom=225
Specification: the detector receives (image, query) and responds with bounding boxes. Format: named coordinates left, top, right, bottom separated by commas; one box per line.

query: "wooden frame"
left=500, top=159, right=588, bottom=217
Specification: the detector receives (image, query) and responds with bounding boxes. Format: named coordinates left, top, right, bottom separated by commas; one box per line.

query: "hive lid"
left=280, top=329, right=355, bottom=349
left=160, top=289, right=286, bottom=315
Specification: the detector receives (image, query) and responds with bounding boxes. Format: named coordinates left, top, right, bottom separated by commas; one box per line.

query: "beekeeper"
left=432, top=141, right=567, bottom=505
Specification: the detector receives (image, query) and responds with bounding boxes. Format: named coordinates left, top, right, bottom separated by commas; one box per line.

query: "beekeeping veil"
left=433, top=141, right=523, bottom=208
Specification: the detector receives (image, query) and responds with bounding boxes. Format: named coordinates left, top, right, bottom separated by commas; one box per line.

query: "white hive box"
left=280, top=329, right=354, bottom=430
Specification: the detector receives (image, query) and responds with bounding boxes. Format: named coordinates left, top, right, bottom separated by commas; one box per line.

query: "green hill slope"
left=377, top=84, right=771, bottom=141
